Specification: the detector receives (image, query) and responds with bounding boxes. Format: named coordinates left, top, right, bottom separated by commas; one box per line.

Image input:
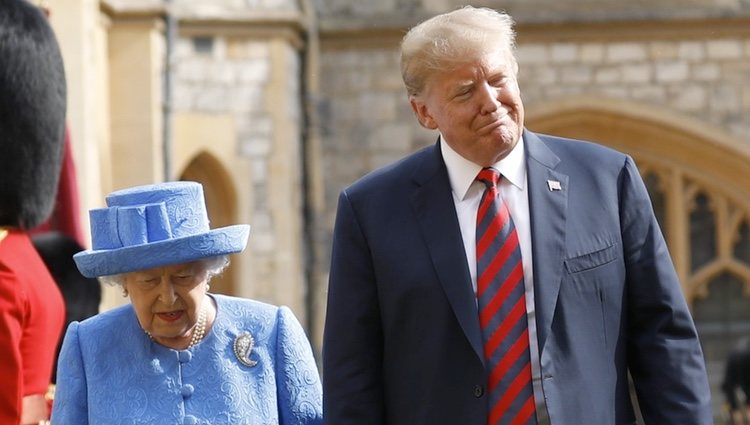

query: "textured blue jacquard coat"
left=52, top=294, right=322, bottom=425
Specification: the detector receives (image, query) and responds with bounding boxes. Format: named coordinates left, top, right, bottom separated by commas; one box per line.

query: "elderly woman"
left=51, top=181, right=322, bottom=424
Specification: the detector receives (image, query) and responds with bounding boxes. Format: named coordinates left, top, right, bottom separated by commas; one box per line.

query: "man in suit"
left=322, top=5, right=712, bottom=425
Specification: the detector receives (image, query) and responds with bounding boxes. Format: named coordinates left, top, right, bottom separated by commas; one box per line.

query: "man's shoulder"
left=345, top=143, right=437, bottom=196
left=530, top=131, right=631, bottom=170
left=534, top=132, right=627, bottom=158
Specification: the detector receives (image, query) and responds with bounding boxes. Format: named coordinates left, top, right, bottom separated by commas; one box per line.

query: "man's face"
left=410, top=48, right=525, bottom=166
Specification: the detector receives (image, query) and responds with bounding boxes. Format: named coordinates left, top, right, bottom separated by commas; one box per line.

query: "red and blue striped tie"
left=476, top=168, right=537, bottom=425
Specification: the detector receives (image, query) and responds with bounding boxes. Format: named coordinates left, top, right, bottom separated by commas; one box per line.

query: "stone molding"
left=319, top=16, right=750, bottom=50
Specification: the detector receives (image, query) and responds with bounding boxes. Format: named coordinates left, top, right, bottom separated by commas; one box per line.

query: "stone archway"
left=179, top=151, right=239, bottom=296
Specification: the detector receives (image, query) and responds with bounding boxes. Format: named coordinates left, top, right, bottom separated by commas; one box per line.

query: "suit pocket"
left=564, top=242, right=618, bottom=274
left=562, top=241, right=625, bottom=349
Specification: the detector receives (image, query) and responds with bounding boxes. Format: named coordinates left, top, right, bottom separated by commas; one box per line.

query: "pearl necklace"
left=187, top=303, right=207, bottom=349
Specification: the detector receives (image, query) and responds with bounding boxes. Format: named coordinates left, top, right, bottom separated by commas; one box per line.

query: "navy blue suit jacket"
left=323, top=130, right=712, bottom=425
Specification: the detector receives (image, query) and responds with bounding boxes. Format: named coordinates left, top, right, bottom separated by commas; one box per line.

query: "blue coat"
left=52, top=294, right=322, bottom=425
left=323, top=130, right=712, bottom=424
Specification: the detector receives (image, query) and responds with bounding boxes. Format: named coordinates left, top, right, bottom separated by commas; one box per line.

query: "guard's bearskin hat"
left=0, top=0, right=67, bottom=229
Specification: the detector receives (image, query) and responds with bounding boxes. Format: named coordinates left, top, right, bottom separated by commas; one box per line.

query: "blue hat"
left=73, top=181, right=250, bottom=278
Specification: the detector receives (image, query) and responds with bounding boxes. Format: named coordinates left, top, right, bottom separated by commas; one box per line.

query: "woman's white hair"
left=400, top=6, right=517, bottom=97
left=98, top=255, right=230, bottom=287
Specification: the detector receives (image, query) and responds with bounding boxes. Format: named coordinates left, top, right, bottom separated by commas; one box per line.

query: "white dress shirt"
left=440, top=135, right=550, bottom=423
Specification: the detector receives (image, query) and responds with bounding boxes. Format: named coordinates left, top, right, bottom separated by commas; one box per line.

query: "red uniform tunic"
left=0, top=229, right=65, bottom=424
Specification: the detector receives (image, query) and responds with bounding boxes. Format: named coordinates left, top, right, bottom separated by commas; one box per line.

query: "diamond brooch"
left=233, top=332, right=258, bottom=367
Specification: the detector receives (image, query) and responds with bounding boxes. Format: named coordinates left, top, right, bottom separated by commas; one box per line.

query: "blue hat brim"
left=73, top=225, right=250, bottom=278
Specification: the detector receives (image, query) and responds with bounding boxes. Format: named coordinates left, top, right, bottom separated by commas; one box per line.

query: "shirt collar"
left=440, top=134, right=526, bottom=201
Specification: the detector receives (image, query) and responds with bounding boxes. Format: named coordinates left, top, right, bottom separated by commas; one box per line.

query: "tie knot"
left=476, top=168, right=501, bottom=189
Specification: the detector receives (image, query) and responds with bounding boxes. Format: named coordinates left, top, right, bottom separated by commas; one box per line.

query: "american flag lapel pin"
left=547, top=180, right=562, bottom=191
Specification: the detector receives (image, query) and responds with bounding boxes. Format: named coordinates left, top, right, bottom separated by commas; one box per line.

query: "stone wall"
left=517, top=37, right=750, bottom=141
left=171, top=30, right=308, bottom=318
left=314, top=0, right=750, bottom=23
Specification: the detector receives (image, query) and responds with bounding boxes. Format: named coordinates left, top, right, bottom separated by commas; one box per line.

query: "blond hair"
left=400, top=6, right=517, bottom=96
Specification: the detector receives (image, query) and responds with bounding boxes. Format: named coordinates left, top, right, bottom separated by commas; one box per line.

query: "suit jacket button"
left=473, top=385, right=484, bottom=398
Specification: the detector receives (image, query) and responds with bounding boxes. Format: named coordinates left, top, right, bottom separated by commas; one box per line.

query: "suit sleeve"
left=323, top=190, right=385, bottom=425
left=275, top=306, right=323, bottom=425
left=619, top=156, right=713, bottom=424
left=50, top=322, right=88, bottom=425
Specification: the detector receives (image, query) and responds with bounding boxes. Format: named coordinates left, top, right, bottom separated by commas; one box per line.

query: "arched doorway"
left=179, top=151, right=239, bottom=296
left=527, top=96, right=750, bottom=421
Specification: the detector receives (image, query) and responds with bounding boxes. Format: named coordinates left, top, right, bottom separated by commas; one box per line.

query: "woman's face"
left=123, top=261, right=209, bottom=348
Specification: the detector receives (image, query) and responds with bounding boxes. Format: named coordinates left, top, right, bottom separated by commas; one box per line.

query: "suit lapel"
left=525, top=131, right=568, bottom=352
left=410, top=143, right=484, bottom=364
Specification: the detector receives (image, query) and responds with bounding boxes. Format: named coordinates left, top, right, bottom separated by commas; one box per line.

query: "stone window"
left=639, top=164, right=750, bottom=420
left=192, top=36, right=214, bottom=55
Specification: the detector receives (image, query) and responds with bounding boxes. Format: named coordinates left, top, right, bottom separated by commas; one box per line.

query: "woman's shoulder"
left=63, top=304, right=146, bottom=359
left=212, top=294, right=305, bottom=341
left=73, top=304, right=135, bottom=336
left=213, top=293, right=279, bottom=317
left=79, top=303, right=132, bottom=323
